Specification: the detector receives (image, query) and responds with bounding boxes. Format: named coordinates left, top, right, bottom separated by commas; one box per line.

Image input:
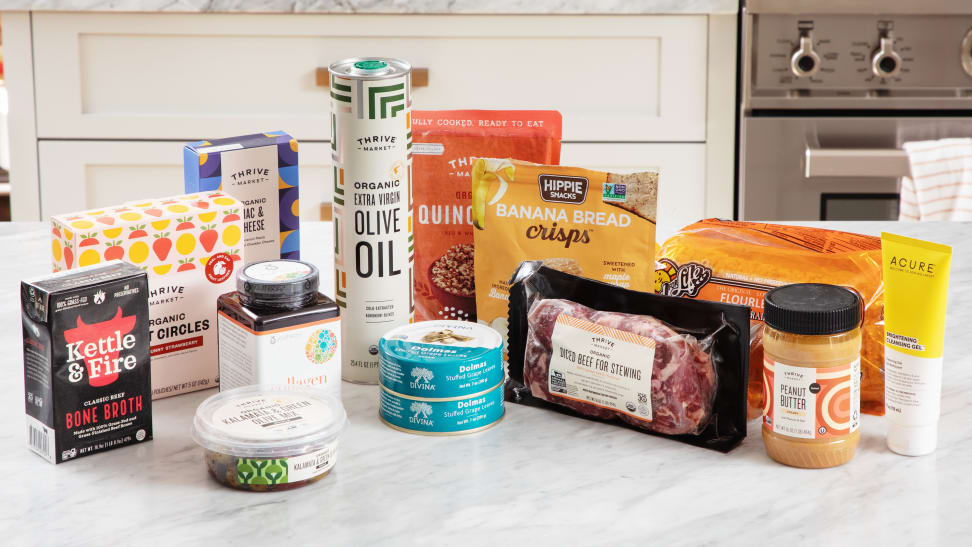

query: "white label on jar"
left=884, top=346, right=942, bottom=424
left=244, top=260, right=313, bottom=282
left=219, top=145, right=280, bottom=263
left=218, top=313, right=341, bottom=396
left=286, top=441, right=339, bottom=482
left=764, top=359, right=860, bottom=440
left=211, top=394, right=333, bottom=440
left=548, top=314, right=655, bottom=421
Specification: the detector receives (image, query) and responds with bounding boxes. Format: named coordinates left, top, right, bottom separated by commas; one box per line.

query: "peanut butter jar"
left=761, top=283, right=862, bottom=469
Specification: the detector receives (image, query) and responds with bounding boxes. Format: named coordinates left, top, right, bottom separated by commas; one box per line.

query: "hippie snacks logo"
left=305, top=328, right=338, bottom=364
left=63, top=307, right=138, bottom=387
left=655, top=258, right=712, bottom=297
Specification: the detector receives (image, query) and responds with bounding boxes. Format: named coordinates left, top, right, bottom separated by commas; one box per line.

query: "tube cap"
left=764, top=283, right=861, bottom=335
left=887, top=423, right=938, bottom=456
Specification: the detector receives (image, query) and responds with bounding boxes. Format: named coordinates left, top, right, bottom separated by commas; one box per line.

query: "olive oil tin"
left=329, top=57, right=414, bottom=385
left=378, top=382, right=504, bottom=435
left=378, top=320, right=503, bottom=398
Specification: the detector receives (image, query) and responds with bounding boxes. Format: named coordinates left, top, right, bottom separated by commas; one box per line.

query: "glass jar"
left=761, top=283, right=862, bottom=468
left=216, top=260, right=341, bottom=395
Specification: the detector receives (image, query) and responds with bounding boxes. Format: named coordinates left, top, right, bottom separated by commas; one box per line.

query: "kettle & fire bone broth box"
left=184, top=131, right=300, bottom=261
left=21, top=261, right=152, bottom=464
left=51, top=193, right=245, bottom=399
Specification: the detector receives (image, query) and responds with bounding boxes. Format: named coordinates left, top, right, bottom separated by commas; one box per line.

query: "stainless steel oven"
left=739, top=0, right=972, bottom=221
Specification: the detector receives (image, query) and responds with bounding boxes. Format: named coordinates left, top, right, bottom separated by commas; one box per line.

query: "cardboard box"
left=184, top=131, right=300, bottom=261
left=51, top=192, right=244, bottom=399
left=22, top=261, right=152, bottom=463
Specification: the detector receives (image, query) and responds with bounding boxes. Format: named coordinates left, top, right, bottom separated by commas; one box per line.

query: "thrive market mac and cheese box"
left=51, top=192, right=245, bottom=399
left=184, top=131, right=300, bottom=261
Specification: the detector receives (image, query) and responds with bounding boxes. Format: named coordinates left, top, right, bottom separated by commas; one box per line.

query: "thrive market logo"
left=63, top=307, right=138, bottom=387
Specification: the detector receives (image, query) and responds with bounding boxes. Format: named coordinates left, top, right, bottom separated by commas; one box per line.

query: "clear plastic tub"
left=191, top=385, right=347, bottom=491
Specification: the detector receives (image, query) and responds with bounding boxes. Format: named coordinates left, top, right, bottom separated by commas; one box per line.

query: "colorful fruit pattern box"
left=51, top=192, right=245, bottom=399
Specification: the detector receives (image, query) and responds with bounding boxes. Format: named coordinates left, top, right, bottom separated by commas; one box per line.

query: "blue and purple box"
left=184, top=131, right=300, bottom=261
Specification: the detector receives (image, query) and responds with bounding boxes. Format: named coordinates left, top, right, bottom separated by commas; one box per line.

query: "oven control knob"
left=872, top=31, right=902, bottom=78
left=962, top=28, right=972, bottom=77
left=790, top=33, right=820, bottom=78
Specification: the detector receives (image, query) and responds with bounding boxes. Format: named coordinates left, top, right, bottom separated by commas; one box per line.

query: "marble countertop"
left=1, top=0, right=738, bottom=15
left=2, top=220, right=969, bottom=545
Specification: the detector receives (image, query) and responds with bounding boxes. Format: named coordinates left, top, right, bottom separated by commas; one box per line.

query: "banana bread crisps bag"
left=472, top=159, right=658, bottom=342
left=412, top=110, right=562, bottom=323
left=656, top=219, right=885, bottom=418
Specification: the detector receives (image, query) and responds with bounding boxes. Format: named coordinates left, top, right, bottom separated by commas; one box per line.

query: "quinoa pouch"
left=412, top=110, right=562, bottom=323
left=507, top=262, right=750, bottom=452
left=472, top=159, right=658, bottom=344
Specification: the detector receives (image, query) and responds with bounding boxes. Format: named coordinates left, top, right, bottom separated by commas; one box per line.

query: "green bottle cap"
left=353, top=60, right=388, bottom=71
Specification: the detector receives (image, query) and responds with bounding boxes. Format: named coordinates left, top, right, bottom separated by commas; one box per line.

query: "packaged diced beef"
left=507, top=262, right=750, bottom=452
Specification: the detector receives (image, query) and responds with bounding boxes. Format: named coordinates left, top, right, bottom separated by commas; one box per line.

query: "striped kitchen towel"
left=900, top=138, right=972, bottom=220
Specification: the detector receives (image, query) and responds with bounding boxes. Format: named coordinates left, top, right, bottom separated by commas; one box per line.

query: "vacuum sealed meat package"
left=508, top=262, right=750, bottom=452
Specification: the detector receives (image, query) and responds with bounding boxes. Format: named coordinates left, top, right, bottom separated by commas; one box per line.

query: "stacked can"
left=378, top=320, right=505, bottom=435
left=329, top=57, right=414, bottom=385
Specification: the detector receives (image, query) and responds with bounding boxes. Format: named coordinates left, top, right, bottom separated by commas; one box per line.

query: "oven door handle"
left=804, top=147, right=912, bottom=178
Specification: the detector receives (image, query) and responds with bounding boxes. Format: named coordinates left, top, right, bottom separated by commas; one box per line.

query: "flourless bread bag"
left=656, top=219, right=884, bottom=418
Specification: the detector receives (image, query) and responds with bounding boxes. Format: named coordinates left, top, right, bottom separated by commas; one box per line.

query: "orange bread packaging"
left=656, top=219, right=885, bottom=418
left=412, top=110, right=562, bottom=322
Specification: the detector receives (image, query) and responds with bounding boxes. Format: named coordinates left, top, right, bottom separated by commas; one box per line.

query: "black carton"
left=22, top=261, right=153, bottom=463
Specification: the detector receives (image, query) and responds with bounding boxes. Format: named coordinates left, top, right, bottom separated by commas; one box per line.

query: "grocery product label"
left=51, top=192, right=243, bottom=399
left=472, top=158, right=656, bottom=349
left=331, top=69, right=413, bottom=383
left=218, top=312, right=341, bottom=395
left=211, top=394, right=333, bottom=440
left=378, top=320, right=503, bottom=398
left=184, top=131, right=301, bottom=260
left=548, top=314, right=655, bottom=422
left=236, top=442, right=338, bottom=485
left=763, top=358, right=860, bottom=439
left=218, top=145, right=281, bottom=261
left=884, top=346, right=942, bottom=423
left=378, top=384, right=504, bottom=434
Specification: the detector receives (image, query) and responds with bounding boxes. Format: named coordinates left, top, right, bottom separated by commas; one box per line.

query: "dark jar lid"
left=763, top=283, right=862, bottom=336
left=237, top=259, right=320, bottom=310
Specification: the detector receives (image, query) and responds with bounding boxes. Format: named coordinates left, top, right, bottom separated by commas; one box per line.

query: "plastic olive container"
left=191, top=385, right=348, bottom=491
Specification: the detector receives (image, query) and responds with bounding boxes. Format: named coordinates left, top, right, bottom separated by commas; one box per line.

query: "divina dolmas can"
left=329, top=57, right=414, bottom=384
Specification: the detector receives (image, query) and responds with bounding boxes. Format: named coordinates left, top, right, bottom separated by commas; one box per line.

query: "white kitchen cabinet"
left=30, top=13, right=706, bottom=143
left=5, top=11, right=736, bottom=222
left=37, top=141, right=334, bottom=220
left=561, top=143, right=706, bottom=243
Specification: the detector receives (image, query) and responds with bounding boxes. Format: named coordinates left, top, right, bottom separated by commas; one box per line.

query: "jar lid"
left=237, top=259, right=319, bottom=309
left=763, top=283, right=862, bottom=335
left=191, top=385, right=347, bottom=458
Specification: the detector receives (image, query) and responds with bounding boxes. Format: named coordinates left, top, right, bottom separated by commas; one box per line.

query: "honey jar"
left=761, top=283, right=862, bottom=468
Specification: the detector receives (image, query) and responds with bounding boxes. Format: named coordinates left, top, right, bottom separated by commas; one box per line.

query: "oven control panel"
left=753, top=14, right=972, bottom=91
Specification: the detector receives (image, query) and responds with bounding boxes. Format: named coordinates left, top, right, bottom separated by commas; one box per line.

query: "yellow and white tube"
left=881, top=232, right=952, bottom=456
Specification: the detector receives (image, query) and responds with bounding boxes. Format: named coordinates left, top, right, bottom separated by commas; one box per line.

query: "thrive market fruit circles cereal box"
left=51, top=192, right=245, bottom=399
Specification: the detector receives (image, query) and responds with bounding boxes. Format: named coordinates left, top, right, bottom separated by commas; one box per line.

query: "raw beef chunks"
left=523, top=298, right=717, bottom=435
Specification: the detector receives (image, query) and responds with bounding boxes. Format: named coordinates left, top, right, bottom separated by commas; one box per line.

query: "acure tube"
left=881, top=232, right=952, bottom=456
